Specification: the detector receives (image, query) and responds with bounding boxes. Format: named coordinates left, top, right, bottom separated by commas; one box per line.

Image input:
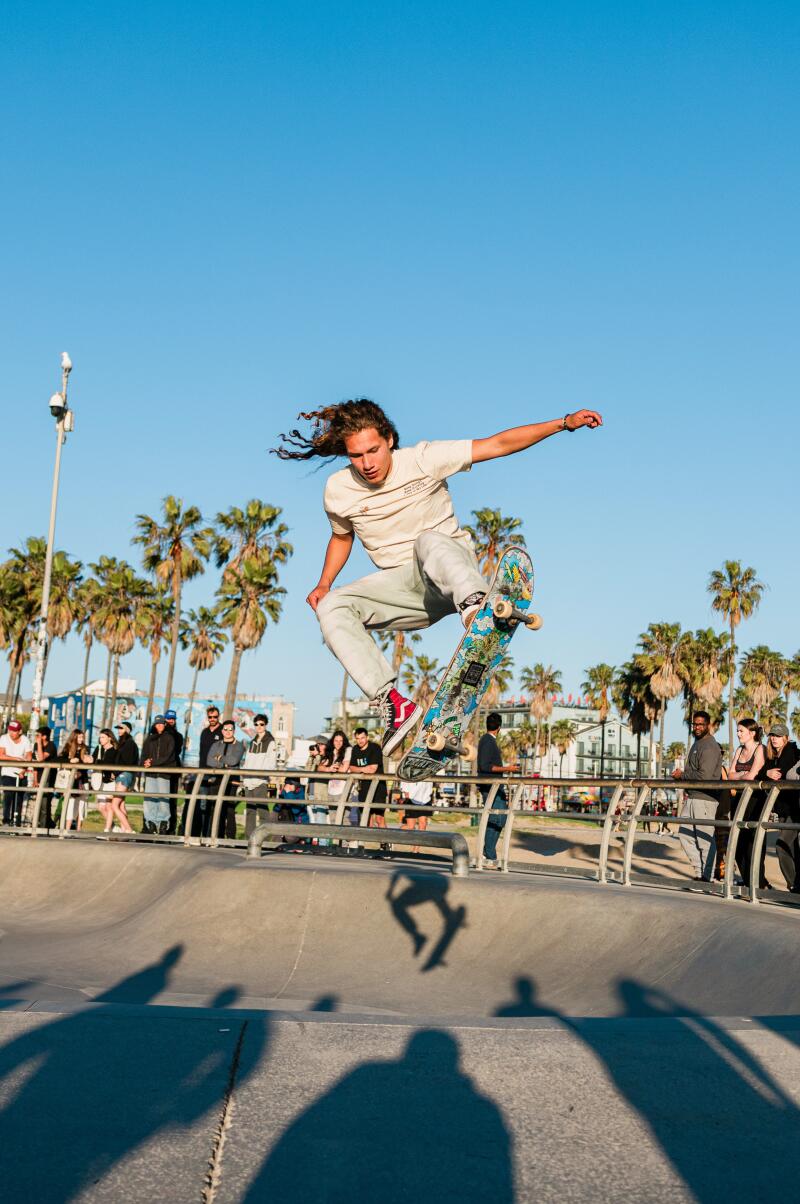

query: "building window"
left=277, top=716, right=285, bottom=733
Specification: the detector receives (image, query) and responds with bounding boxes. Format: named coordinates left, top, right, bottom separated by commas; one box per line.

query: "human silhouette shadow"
left=243, top=1029, right=513, bottom=1203
left=0, top=945, right=269, bottom=1203
left=494, top=976, right=553, bottom=1017
left=386, top=871, right=467, bottom=972
left=494, top=975, right=799, bottom=1203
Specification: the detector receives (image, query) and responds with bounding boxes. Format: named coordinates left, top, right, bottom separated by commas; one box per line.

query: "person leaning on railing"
left=0, top=720, right=33, bottom=827
left=673, top=710, right=723, bottom=883
left=727, top=718, right=766, bottom=887
left=240, top=713, right=278, bottom=838
left=760, top=723, right=800, bottom=892
left=141, top=716, right=179, bottom=835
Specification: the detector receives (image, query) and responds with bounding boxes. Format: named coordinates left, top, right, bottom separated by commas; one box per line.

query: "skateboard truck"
left=425, top=731, right=476, bottom=759
left=492, top=597, right=543, bottom=630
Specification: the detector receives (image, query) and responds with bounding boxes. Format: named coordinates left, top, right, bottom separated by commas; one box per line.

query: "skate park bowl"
left=0, top=835, right=799, bottom=1203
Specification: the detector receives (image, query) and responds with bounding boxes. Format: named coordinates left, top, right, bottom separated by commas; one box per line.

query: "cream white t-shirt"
left=324, top=439, right=473, bottom=569
left=0, top=733, right=32, bottom=779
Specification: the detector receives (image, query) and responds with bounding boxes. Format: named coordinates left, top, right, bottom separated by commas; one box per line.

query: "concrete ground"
left=0, top=838, right=798, bottom=1202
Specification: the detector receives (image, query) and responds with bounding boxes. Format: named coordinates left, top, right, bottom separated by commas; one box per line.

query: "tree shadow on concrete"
left=0, top=944, right=269, bottom=1203
left=385, top=871, right=467, bottom=972
left=242, top=1029, right=513, bottom=1203
left=494, top=975, right=799, bottom=1203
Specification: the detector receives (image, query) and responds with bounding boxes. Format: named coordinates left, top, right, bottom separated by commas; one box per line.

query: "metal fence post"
left=57, top=768, right=78, bottom=838
left=208, top=772, right=232, bottom=848
left=359, top=776, right=380, bottom=828
left=499, top=783, right=526, bottom=871
left=597, top=784, right=626, bottom=884
left=748, top=786, right=780, bottom=904
left=474, top=781, right=500, bottom=870
left=621, top=785, right=651, bottom=885
left=29, top=764, right=53, bottom=836
left=722, top=784, right=752, bottom=901
left=182, top=771, right=206, bottom=846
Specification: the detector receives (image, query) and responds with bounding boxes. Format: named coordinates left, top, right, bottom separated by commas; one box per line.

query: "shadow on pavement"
left=494, top=975, right=800, bottom=1203
left=243, top=1029, right=513, bottom=1203
left=385, top=871, right=467, bottom=972
left=0, top=945, right=269, bottom=1203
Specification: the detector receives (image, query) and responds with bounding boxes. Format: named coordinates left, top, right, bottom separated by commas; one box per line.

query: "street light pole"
left=28, top=353, right=74, bottom=736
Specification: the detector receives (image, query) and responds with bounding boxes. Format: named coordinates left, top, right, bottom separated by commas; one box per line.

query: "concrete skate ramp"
left=0, top=840, right=798, bottom=1019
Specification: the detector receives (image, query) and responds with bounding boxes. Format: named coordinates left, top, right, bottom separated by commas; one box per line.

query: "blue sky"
left=2, top=1, right=798, bottom=737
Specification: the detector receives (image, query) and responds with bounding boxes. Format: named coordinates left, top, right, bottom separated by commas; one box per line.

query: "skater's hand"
left=566, top=409, right=603, bottom=431
left=306, top=583, right=330, bottom=612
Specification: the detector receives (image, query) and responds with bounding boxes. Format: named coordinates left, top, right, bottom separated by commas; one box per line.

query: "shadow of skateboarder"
left=386, top=871, right=467, bottom=972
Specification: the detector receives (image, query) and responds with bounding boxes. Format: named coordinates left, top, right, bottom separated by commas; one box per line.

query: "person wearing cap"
left=0, top=720, right=33, bottom=826
left=673, top=709, right=723, bottom=882
left=163, top=709, right=184, bottom=833
left=108, top=720, right=139, bottom=834
left=761, top=722, right=800, bottom=891
left=140, top=715, right=179, bottom=835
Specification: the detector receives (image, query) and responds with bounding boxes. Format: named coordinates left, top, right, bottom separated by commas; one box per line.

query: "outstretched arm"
left=472, top=409, right=602, bottom=463
left=306, top=531, right=354, bottom=611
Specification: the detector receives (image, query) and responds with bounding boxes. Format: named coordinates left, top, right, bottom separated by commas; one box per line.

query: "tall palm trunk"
left=728, top=617, right=736, bottom=759
left=339, top=670, right=349, bottom=722
left=101, top=646, right=113, bottom=727
left=109, top=653, right=122, bottom=726
left=657, top=705, right=667, bottom=776
left=649, top=717, right=656, bottom=776
left=635, top=731, right=641, bottom=777
left=187, top=664, right=200, bottom=731
left=145, top=649, right=159, bottom=731
left=163, top=576, right=183, bottom=711
left=599, top=719, right=606, bottom=781
left=3, top=661, right=16, bottom=723
left=80, top=634, right=92, bottom=731
left=224, top=644, right=243, bottom=717
left=686, top=695, right=694, bottom=754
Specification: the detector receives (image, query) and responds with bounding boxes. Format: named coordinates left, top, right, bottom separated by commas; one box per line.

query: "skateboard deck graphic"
left=397, top=546, right=536, bottom=781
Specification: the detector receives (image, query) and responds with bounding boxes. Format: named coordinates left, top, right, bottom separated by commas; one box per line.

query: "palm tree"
left=216, top=557, right=285, bottom=716
left=791, top=709, right=800, bottom=743
left=550, top=718, right=577, bottom=779
left=613, top=660, right=661, bottom=777
left=136, top=587, right=175, bottom=729
left=91, top=561, right=150, bottom=725
left=739, top=645, right=785, bottom=723
left=401, top=654, right=441, bottom=714
left=581, top=664, right=615, bottom=781
left=133, top=497, right=214, bottom=710
left=680, top=628, right=732, bottom=749
left=463, top=508, right=526, bottom=577
left=519, top=663, right=562, bottom=771
left=635, top=623, right=688, bottom=775
left=708, top=560, right=765, bottom=763
left=180, top=606, right=228, bottom=727
left=756, top=696, right=786, bottom=736
left=0, top=561, right=34, bottom=722
left=781, top=651, right=800, bottom=720
left=214, top=500, right=293, bottom=580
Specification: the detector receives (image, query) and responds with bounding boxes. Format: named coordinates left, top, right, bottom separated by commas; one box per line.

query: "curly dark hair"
left=272, top=399, right=400, bottom=462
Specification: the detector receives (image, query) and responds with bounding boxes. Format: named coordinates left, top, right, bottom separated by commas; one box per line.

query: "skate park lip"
left=0, top=839, right=798, bottom=1024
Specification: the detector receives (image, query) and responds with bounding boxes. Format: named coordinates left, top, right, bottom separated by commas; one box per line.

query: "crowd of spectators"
left=1, top=704, right=799, bottom=892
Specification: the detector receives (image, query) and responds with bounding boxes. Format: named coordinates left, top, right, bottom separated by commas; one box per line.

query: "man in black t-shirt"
left=477, top=712, right=518, bottom=868
left=349, top=726, right=388, bottom=829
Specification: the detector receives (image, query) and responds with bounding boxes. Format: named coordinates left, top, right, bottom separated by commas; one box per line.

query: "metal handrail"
left=2, top=758, right=799, bottom=906
left=247, top=821, right=470, bottom=876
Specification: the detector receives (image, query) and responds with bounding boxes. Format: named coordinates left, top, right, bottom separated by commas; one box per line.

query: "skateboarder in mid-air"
left=274, top=399, right=602, bottom=755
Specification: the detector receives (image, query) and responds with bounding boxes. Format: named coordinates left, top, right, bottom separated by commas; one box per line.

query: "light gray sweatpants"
left=678, top=795, right=718, bottom=879
left=316, top=530, right=486, bottom=700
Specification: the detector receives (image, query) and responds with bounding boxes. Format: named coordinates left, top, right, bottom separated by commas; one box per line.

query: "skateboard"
left=397, top=546, right=540, bottom=781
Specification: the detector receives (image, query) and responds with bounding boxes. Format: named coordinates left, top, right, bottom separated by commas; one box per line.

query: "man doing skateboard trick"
left=275, top=399, right=602, bottom=756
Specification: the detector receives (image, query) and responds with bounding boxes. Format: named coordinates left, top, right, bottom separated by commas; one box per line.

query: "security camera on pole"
left=28, top=352, right=74, bottom=736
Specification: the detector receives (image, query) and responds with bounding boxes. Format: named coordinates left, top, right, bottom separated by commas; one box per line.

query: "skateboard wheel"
left=426, top=731, right=447, bottom=752
left=460, top=741, right=476, bottom=761
left=492, top=598, right=513, bottom=620
left=526, top=613, right=543, bottom=631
